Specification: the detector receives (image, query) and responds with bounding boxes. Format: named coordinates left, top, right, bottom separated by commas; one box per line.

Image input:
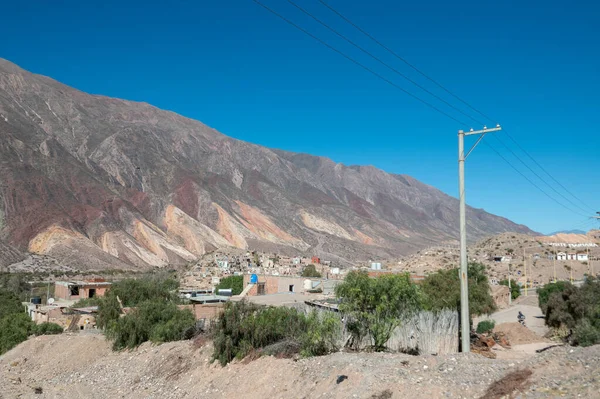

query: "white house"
left=567, top=253, right=577, bottom=261
left=577, top=253, right=589, bottom=262
left=217, top=260, right=229, bottom=269
left=557, top=252, right=567, bottom=260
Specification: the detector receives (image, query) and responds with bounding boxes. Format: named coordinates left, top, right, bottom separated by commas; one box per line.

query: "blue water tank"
left=250, top=274, right=258, bottom=284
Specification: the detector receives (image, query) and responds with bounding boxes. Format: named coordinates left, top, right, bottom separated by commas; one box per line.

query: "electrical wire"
left=502, top=129, right=596, bottom=213
left=286, top=0, right=483, bottom=126
left=490, top=133, right=593, bottom=215
left=482, top=141, right=589, bottom=218
left=252, top=0, right=593, bottom=218
left=251, top=0, right=467, bottom=126
left=318, top=0, right=496, bottom=124
left=316, top=0, right=595, bottom=216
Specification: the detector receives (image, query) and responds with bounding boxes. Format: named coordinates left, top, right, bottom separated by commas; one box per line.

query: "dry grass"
left=481, top=369, right=533, bottom=399
left=371, top=389, right=393, bottom=399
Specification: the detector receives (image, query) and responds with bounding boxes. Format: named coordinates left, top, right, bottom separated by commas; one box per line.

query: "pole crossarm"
left=464, top=126, right=502, bottom=160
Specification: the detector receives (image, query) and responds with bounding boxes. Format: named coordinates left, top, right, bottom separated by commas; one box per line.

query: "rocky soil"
left=399, top=232, right=600, bottom=283
left=1, top=332, right=598, bottom=399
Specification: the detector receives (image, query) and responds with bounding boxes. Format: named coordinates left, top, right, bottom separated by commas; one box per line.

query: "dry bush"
left=481, top=369, right=533, bottom=399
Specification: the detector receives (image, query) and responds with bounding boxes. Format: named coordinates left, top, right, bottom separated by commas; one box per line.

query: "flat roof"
left=189, top=295, right=230, bottom=304
left=55, top=281, right=112, bottom=287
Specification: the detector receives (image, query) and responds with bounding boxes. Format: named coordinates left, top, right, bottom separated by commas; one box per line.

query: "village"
left=18, top=231, right=598, bottom=337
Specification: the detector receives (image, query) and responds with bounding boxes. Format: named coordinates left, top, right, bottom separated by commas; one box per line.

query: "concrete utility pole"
left=458, top=125, right=501, bottom=353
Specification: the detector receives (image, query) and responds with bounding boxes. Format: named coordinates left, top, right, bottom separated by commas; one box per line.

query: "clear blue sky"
left=1, top=0, right=598, bottom=234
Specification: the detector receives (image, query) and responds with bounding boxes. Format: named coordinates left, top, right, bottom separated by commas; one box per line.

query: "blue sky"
left=1, top=0, right=598, bottom=234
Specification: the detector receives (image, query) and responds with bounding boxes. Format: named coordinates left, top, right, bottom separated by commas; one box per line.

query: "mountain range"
left=0, top=59, right=533, bottom=270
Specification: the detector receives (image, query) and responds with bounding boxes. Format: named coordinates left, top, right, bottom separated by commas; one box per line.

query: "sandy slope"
left=1, top=333, right=599, bottom=399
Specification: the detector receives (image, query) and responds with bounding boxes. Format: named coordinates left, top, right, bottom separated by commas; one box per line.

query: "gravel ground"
left=1, top=334, right=599, bottom=399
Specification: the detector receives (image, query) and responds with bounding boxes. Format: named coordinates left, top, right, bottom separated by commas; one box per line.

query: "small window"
left=289, top=285, right=294, bottom=293
left=70, top=286, right=80, bottom=296
left=88, top=289, right=96, bottom=298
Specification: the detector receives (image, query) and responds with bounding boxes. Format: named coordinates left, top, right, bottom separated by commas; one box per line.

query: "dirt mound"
left=1, top=334, right=599, bottom=398
left=494, top=322, right=549, bottom=345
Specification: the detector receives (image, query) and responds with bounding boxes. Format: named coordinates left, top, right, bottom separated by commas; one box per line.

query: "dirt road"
left=476, top=295, right=548, bottom=337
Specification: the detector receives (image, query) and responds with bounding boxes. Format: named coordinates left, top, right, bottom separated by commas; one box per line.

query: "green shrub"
left=572, top=319, right=600, bottom=347
left=476, top=319, right=495, bottom=334
left=216, top=276, right=243, bottom=295
left=421, top=262, right=497, bottom=316
left=0, top=289, right=36, bottom=354
left=543, top=277, right=600, bottom=347
left=0, top=289, right=25, bottom=320
left=211, top=301, right=341, bottom=365
left=34, top=322, right=64, bottom=335
left=0, top=313, right=34, bottom=355
left=301, top=264, right=322, bottom=278
left=538, top=281, right=572, bottom=314
left=301, top=311, right=342, bottom=357
left=335, top=271, right=423, bottom=351
left=109, top=300, right=195, bottom=350
left=96, top=276, right=180, bottom=332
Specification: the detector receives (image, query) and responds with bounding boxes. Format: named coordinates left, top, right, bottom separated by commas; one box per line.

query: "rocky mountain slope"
left=0, top=58, right=533, bottom=270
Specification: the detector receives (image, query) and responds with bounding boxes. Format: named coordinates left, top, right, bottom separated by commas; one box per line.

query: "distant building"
left=371, top=262, right=382, bottom=270
left=557, top=252, right=567, bottom=261
left=241, top=274, right=336, bottom=296
left=311, top=256, right=321, bottom=265
left=217, top=260, right=229, bottom=269
left=577, top=253, right=589, bottom=261
left=54, top=280, right=111, bottom=301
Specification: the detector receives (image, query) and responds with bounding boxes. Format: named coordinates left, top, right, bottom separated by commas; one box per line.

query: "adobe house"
left=54, top=280, right=112, bottom=301
left=241, top=274, right=323, bottom=296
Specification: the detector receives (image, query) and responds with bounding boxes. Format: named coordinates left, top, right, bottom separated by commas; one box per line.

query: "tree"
left=499, top=279, right=521, bottom=300
left=543, top=277, right=600, bottom=346
left=216, top=275, right=243, bottom=295
left=538, top=281, right=572, bottom=314
left=421, top=262, right=497, bottom=317
left=109, top=300, right=195, bottom=350
left=0, top=313, right=34, bottom=355
left=301, top=264, right=322, bottom=278
left=335, top=271, right=423, bottom=351
left=0, top=289, right=36, bottom=355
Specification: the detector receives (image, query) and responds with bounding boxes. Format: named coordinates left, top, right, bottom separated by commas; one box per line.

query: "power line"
left=252, top=0, right=591, bottom=219
left=489, top=133, right=594, bottom=215
left=502, top=130, right=596, bottom=213
left=251, top=0, right=467, bottom=126
left=316, top=0, right=595, bottom=216
left=286, top=0, right=484, bottom=126
left=317, top=0, right=496, bottom=124
left=482, top=141, right=589, bottom=218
